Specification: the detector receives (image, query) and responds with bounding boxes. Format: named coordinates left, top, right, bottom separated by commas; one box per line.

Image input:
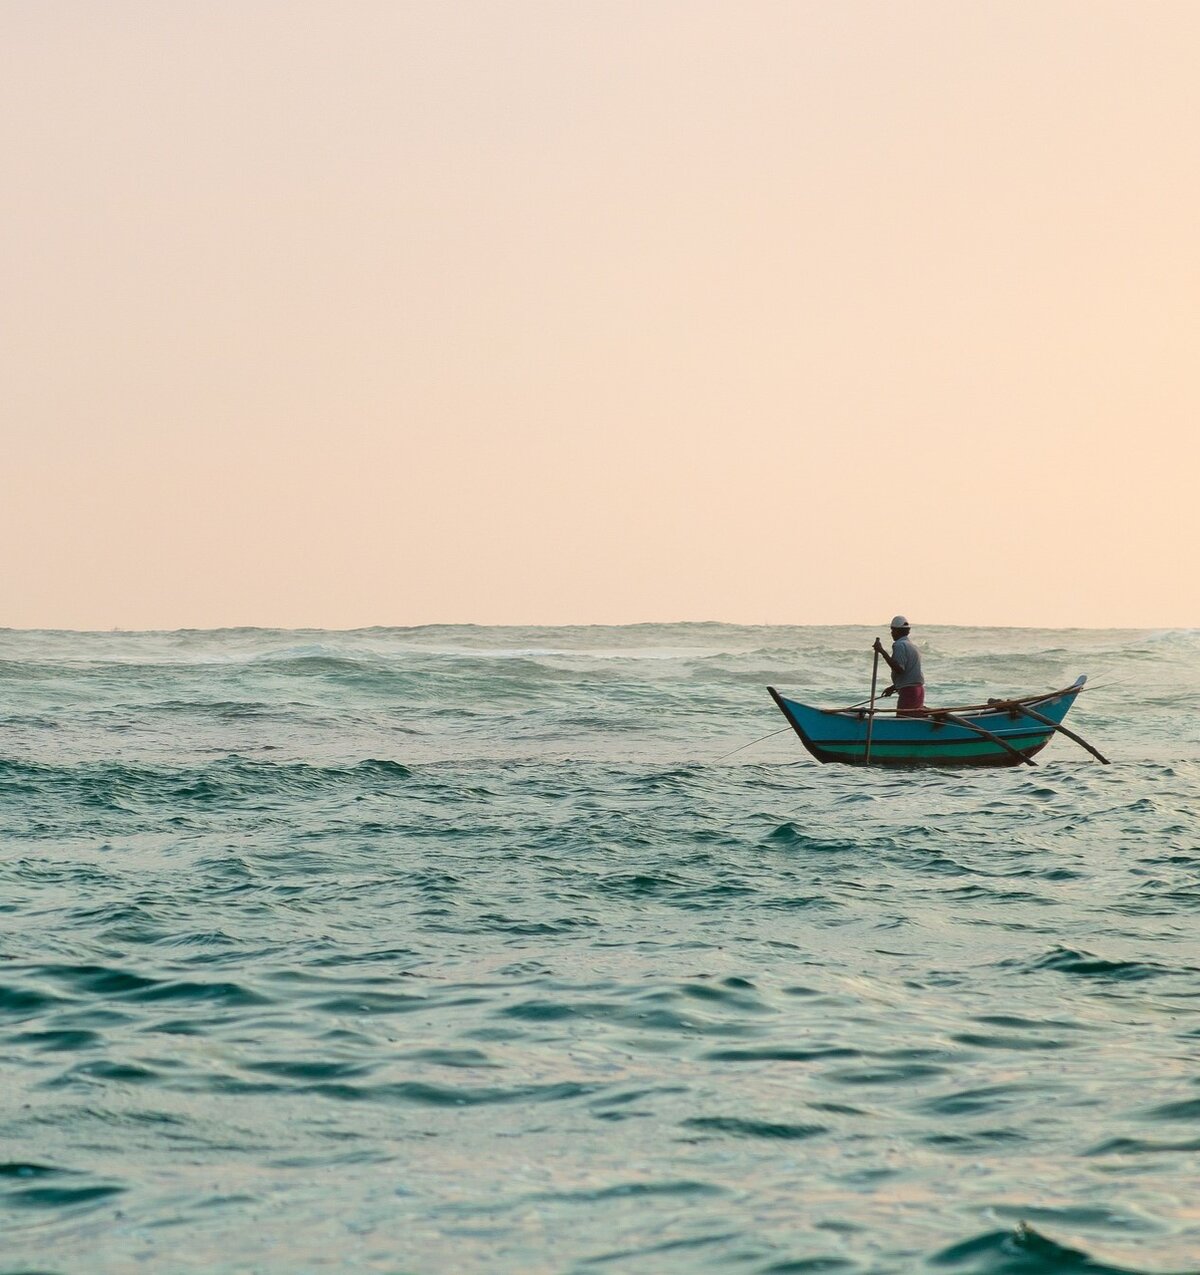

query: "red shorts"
left=897, top=684, right=925, bottom=716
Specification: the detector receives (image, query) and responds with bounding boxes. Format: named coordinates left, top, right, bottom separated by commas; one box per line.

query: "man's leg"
left=897, top=685, right=925, bottom=718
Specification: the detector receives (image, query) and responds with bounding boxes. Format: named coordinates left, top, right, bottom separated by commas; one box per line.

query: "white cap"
left=890, top=615, right=910, bottom=629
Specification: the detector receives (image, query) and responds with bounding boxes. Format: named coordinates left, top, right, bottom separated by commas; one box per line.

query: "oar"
left=864, top=649, right=880, bottom=765
left=929, top=710, right=1037, bottom=767
left=989, top=700, right=1110, bottom=765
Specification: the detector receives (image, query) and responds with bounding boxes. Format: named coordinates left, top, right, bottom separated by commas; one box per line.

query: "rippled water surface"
left=2, top=624, right=1199, bottom=1273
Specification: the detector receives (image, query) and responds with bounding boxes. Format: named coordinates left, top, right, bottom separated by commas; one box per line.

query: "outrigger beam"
left=929, top=710, right=1038, bottom=766
left=990, top=700, right=1110, bottom=765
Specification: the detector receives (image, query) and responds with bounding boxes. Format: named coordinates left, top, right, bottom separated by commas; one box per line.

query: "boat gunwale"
left=814, top=679, right=1086, bottom=718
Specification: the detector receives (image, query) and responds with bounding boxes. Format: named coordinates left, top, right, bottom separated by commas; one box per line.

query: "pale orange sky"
left=3, top=1, right=1198, bottom=629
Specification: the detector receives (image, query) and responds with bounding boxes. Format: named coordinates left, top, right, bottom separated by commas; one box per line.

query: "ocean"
left=1, top=624, right=1198, bottom=1274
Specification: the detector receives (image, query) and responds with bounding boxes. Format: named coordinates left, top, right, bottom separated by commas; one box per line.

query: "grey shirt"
left=891, top=636, right=924, bottom=688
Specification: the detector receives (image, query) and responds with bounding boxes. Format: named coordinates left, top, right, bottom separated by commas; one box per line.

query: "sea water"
left=1, top=624, right=1198, bottom=1274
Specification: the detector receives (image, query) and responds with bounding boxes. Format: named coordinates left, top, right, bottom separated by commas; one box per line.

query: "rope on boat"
left=714, top=726, right=792, bottom=762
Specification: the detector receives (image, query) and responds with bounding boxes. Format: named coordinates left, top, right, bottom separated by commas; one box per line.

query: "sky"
left=3, top=1, right=1198, bottom=630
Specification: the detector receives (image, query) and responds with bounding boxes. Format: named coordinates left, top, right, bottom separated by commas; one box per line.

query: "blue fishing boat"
left=768, top=676, right=1103, bottom=767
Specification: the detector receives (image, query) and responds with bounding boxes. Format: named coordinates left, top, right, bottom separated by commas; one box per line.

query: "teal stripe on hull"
left=818, top=730, right=1050, bottom=760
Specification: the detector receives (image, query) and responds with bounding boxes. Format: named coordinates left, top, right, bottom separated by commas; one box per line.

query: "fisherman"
left=873, top=616, right=925, bottom=716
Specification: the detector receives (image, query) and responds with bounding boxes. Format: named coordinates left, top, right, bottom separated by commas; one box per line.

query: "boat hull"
left=767, top=682, right=1085, bottom=768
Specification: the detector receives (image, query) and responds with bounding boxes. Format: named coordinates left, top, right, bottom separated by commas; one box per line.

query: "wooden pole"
left=931, top=710, right=1037, bottom=767
left=864, top=649, right=880, bottom=765
left=992, top=701, right=1110, bottom=765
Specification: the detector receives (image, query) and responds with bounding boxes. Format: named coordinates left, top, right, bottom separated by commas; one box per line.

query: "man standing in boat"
left=873, top=616, right=925, bottom=716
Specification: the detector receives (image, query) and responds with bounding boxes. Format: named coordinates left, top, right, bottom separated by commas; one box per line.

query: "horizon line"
left=1, top=620, right=1196, bottom=636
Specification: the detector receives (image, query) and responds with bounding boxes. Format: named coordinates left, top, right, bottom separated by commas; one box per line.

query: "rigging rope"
left=713, top=726, right=792, bottom=762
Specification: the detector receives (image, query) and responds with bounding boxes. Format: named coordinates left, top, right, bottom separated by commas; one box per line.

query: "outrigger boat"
left=768, top=675, right=1107, bottom=768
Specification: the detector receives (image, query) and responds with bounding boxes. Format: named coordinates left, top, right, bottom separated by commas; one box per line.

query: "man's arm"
left=872, top=636, right=901, bottom=677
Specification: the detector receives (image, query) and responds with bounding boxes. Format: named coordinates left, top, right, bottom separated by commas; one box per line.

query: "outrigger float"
left=767, top=676, right=1108, bottom=768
